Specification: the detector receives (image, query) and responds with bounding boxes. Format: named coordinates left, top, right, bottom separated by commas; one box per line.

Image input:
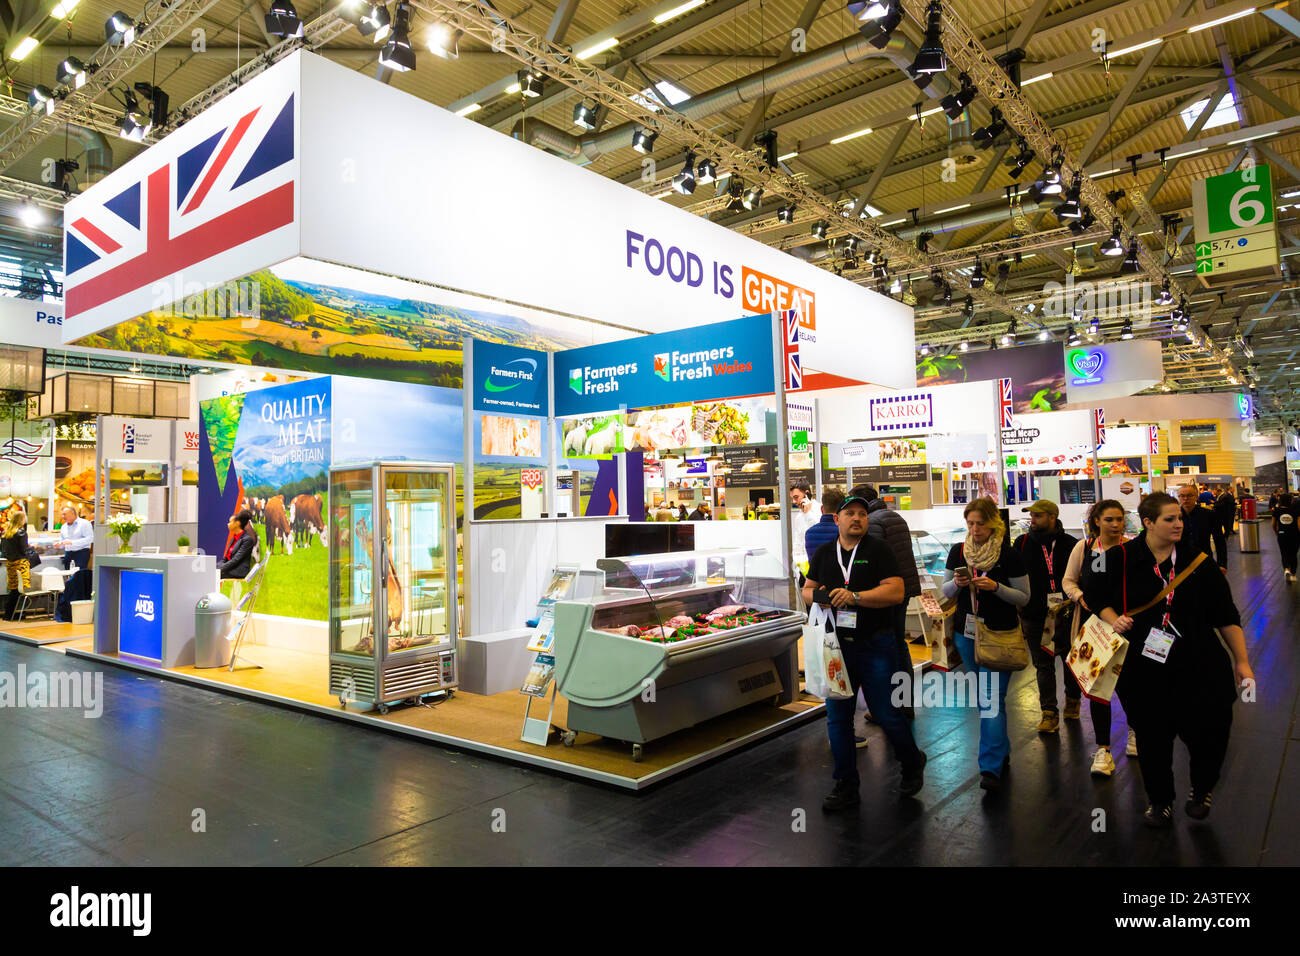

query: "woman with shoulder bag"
left=1062, top=499, right=1134, bottom=776
left=1084, top=492, right=1253, bottom=828
left=942, top=497, right=1031, bottom=792
left=2, top=508, right=32, bottom=620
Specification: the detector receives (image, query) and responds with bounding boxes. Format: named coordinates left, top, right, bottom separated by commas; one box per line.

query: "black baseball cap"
left=837, top=495, right=870, bottom=513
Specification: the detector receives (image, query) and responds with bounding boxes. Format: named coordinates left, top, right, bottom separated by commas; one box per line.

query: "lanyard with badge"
left=1141, top=551, right=1180, bottom=663
left=963, top=566, right=988, bottom=639
left=835, top=542, right=859, bottom=629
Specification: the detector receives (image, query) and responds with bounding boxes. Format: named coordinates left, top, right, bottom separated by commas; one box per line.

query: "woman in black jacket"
left=1085, top=492, right=1253, bottom=828
left=217, top=510, right=259, bottom=580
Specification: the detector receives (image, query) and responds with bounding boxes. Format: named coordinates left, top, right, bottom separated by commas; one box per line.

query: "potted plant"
left=176, top=534, right=191, bottom=554
left=107, top=513, right=145, bottom=553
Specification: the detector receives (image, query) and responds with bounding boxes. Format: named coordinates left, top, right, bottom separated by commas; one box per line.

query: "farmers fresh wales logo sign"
left=1068, top=348, right=1106, bottom=385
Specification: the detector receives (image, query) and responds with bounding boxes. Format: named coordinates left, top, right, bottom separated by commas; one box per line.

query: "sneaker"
left=1126, top=729, right=1138, bottom=757
left=1185, top=790, right=1214, bottom=820
left=899, top=751, right=927, bottom=797
left=1037, top=710, right=1060, bottom=734
left=854, top=734, right=869, bottom=750
left=979, top=771, right=1001, bottom=791
left=1090, top=747, right=1115, bottom=777
left=1063, top=698, right=1081, bottom=720
left=822, top=779, right=860, bottom=812
left=1143, top=803, right=1173, bottom=828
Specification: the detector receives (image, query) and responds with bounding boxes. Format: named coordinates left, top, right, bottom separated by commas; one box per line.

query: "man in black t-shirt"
left=803, top=495, right=927, bottom=811
left=1014, top=499, right=1080, bottom=734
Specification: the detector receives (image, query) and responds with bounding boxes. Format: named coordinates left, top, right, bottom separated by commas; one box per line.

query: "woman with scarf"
left=1085, top=492, right=1253, bottom=828
left=217, top=510, right=259, bottom=580
left=1062, top=499, right=1135, bottom=776
left=942, top=497, right=1031, bottom=792
left=2, top=507, right=31, bottom=620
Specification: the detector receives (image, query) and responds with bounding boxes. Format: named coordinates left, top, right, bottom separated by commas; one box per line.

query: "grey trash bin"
left=1239, top=519, right=1261, bottom=554
left=194, top=592, right=234, bottom=668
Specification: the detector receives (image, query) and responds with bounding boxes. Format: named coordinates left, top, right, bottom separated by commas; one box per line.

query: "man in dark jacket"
left=853, top=485, right=920, bottom=701
left=1014, top=500, right=1080, bottom=733
left=1178, top=483, right=1226, bottom=569
left=1213, top=487, right=1236, bottom=541
left=803, top=488, right=842, bottom=564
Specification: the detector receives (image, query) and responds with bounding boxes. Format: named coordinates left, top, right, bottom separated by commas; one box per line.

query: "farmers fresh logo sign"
left=654, top=353, right=671, bottom=382
left=1068, top=348, right=1105, bottom=384
left=484, top=356, right=537, bottom=393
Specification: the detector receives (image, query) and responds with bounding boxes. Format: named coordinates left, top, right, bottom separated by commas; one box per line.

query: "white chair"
left=16, top=574, right=57, bottom=620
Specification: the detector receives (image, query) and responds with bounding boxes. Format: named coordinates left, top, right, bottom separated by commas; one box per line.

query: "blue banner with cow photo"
left=199, top=377, right=332, bottom=620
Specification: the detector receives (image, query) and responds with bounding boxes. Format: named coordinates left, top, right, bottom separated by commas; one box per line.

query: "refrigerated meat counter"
left=552, top=549, right=803, bottom=759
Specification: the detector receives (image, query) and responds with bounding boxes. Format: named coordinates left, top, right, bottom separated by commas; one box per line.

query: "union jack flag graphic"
left=783, top=309, right=802, bottom=391
left=1095, top=408, right=1106, bottom=449
left=998, top=377, right=1014, bottom=429
left=64, top=92, right=297, bottom=321
left=1148, top=425, right=1159, bottom=455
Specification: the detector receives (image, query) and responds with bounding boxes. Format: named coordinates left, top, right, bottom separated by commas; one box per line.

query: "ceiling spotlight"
left=265, top=0, right=303, bottom=37
left=695, top=158, right=717, bottom=183
left=970, top=258, right=985, bottom=288
left=517, top=69, right=544, bottom=97
left=848, top=0, right=889, bottom=17
left=671, top=155, right=696, bottom=195
left=859, top=3, right=903, bottom=49
left=1067, top=325, right=1081, bottom=346
left=572, top=101, right=598, bottom=130
left=19, top=202, right=43, bottom=228
left=889, top=275, right=902, bottom=294
left=1001, top=320, right=1016, bottom=346
left=56, top=56, right=87, bottom=89
left=959, top=339, right=969, bottom=351
left=1038, top=329, right=1051, bottom=341
left=1120, top=318, right=1134, bottom=340
left=105, top=11, right=135, bottom=47
left=973, top=108, right=1005, bottom=148
left=873, top=258, right=888, bottom=279
left=742, top=185, right=764, bottom=211
left=379, top=3, right=416, bottom=72
left=360, top=4, right=392, bottom=42
left=941, top=284, right=954, bottom=307
left=427, top=22, right=460, bottom=59
left=812, top=221, right=828, bottom=239
left=1055, top=176, right=1082, bottom=219
left=940, top=73, right=977, bottom=119
left=1099, top=221, right=1124, bottom=256
left=118, top=89, right=152, bottom=141
left=905, top=63, right=934, bottom=91
left=911, top=1, right=947, bottom=74
left=726, top=181, right=745, bottom=212
left=777, top=204, right=796, bottom=223
left=1120, top=238, right=1140, bottom=274
left=28, top=85, right=56, bottom=116
left=1155, top=278, right=1174, bottom=306
left=133, top=82, right=169, bottom=128
left=1068, top=206, right=1095, bottom=233
left=632, top=128, right=658, bottom=153
left=844, top=236, right=859, bottom=254
left=996, top=259, right=1010, bottom=282
left=919, top=342, right=931, bottom=356
left=1089, top=314, right=1100, bottom=336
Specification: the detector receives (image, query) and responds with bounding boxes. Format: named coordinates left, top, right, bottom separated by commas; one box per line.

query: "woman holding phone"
left=1085, top=492, right=1253, bottom=828
left=942, top=497, right=1030, bottom=792
left=1062, top=499, right=1134, bottom=776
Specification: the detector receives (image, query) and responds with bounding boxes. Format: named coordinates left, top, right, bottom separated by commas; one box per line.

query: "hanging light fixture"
left=631, top=128, right=658, bottom=153
left=1067, top=325, right=1081, bottom=346
left=360, top=3, right=392, bottom=42
left=811, top=221, right=828, bottom=239
left=1001, top=320, right=1017, bottom=346
left=742, top=184, right=764, bottom=211
left=910, top=1, right=947, bottom=74
left=379, top=3, right=416, bottom=71
left=1099, top=221, right=1124, bottom=256
left=777, top=204, right=796, bottom=223
left=28, top=85, right=56, bottom=115
left=572, top=101, right=598, bottom=130
left=695, top=158, right=717, bottom=183
left=672, top=153, right=696, bottom=195
left=919, top=342, right=931, bottom=355
left=973, top=108, right=1005, bottom=148
left=1119, top=238, right=1140, bottom=274
left=56, top=56, right=87, bottom=89
left=940, top=73, right=977, bottom=119
left=958, top=338, right=969, bottom=351
left=105, top=11, right=135, bottom=47
left=1155, top=277, right=1174, bottom=306
left=1120, top=317, right=1134, bottom=339
left=265, top=0, right=303, bottom=37
left=969, top=257, right=985, bottom=288
left=118, top=88, right=151, bottom=141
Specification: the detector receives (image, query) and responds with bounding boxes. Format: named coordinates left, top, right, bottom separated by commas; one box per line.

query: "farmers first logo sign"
left=870, top=393, right=934, bottom=433
left=625, top=230, right=816, bottom=332
left=471, top=340, right=548, bottom=415
left=1067, top=348, right=1106, bottom=385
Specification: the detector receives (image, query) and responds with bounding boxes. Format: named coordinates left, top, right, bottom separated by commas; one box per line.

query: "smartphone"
left=956, top=566, right=971, bottom=579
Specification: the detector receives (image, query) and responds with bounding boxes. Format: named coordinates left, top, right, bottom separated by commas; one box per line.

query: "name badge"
left=1141, top=628, right=1176, bottom=663
left=963, top=615, right=979, bottom=639
left=836, top=608, right=858, bottom=629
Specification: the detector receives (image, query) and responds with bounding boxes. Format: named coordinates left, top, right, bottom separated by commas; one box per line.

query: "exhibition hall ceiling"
left=0, top=0, right=1298, bottom=429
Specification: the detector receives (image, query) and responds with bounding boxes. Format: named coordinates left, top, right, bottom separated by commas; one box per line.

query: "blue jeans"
left=955, top=632, right=1013, bottom=776
left=825, top=626, right=923, bottom=785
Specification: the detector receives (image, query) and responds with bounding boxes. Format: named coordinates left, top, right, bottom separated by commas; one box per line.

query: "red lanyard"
left=1041, top=545, right=1056, bottom=591
left=1152, top=551, right=1177, bottom=629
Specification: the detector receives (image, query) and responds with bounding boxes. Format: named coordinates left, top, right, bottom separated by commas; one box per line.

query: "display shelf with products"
left=328, top=461, right=458, bottom=714
left=552, top=548, right=802, bottom=758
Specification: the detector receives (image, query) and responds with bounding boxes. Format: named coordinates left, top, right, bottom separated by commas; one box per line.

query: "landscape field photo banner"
left=200, top=377, right=332, bottom=620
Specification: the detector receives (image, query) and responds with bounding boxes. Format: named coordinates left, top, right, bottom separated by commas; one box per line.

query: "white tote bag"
left=803, top=603, right=854, bottom=700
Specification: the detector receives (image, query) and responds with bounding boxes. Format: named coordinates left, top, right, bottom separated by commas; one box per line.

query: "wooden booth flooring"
left=1, top=536, right=1295, bottom=865
left=0, top=621, right=94, bottom=646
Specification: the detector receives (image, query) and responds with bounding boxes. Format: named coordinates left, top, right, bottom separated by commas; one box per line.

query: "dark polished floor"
left=2, top=535, right=1296, bottom=867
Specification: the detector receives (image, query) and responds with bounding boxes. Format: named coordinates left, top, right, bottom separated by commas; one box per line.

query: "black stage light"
left=379, top=3, right=416, bottom=72
left=105, top=11, right=135, bottom=47
left=672, top=155, right=696, bottom=195
left=940, top=73, right=977, bottom=119
left=970, top=257, right=985, bottom=288
left=742, top=185, right=764, bottom=211
left=631, top=128, right=658, bottom=153
left=360, top=3, right=391, bottom=42
left=56, top=56, right=87, bottom=89
left=119, top=89, right=151, bottom=141
left=1099, top=221, right=1124, bottom=256
left=973, top=108, right=1005, bottom=148
left=844, top=236, right=859, bottom=254
left=811, top=221, right=828, bottom=239
left=695, top=158, right=717, bottom=183
left=726, top=181, right=745, bottom=212
left=857, top=2, right=903, bottom=50
left=28, top=85, right=56, bottom=115
left=905, top=63, right=934, bottom=91
left=133, top=82, right=169, bottom=128
left=1155, top=278, right=1174, bottom=306
left=777, top=204, right=796, bottom=223
left=1121, top=318, right=1134, bottom=340
left=911, top=1, right=947, bottom=74
left=573, top=102, right=598, bottom=130
left=517, top=69, right=544, bottom=97
left=1067, top=325, right=1081, bottom=346
left=1120, top=238, right=1140, bottom=274
left=265, top=0, right=304, bottom=38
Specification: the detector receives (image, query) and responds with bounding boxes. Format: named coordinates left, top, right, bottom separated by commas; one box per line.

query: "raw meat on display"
left=665, top=615, right=695, bottom=629
left=705, top=604, right=746, bottom=620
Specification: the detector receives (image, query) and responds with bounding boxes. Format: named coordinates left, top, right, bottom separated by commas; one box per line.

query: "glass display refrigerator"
left=552, top=549, right=803, bottom=760
left=328, top=462, right=458, bottom=713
